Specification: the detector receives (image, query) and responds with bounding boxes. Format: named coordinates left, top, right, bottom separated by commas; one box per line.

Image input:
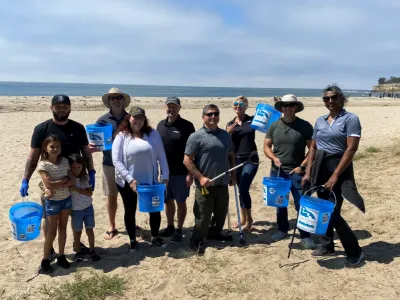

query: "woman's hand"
left=289, top=167, right=304, bottom=174
left=301, top=173, right=311, bottom=186
left=88, top=143, right=102, bottom=153
left=129, top=179, right=137, bottom=192
left=226, top=122, right=238, bottom=134
left=324, top=174, right=339, bottom=191
left=161, top=179, right=169, bottom=186
left=185, top=174, right=193, bottom=187
left=44, top=188, right=55, bottom=198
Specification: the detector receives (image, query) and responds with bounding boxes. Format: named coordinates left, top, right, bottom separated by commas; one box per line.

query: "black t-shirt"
left=227, top=114, right=258, bottom=159
left=157, top=115, right=195, bottom=175
left=31, top=119, right=89, bottom=157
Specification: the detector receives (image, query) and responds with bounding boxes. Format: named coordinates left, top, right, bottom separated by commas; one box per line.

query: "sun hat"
left=102, top=87, right=131, bottom=109
left=165, top=96, right=181, bottom=106
left=274, top=94, right=304, bottom=113
left=51, top=94, right=71, bottom=105
left=129, top=106, right=145, bottom=117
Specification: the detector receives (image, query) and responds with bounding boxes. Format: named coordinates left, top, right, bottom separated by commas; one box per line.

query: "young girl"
left=38, top=135, right=75, bottom=274
left=68, top=154, right=100, bottom=262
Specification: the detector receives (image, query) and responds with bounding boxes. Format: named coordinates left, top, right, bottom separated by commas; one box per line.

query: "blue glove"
left=88, top=170, right=96, bottom=191
left=20, top=179, right=29, bottom=197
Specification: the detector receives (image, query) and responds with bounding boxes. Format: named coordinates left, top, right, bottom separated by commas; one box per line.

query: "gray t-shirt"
left=266, top=118, right=313, bottom=173
left=312, top=109, right=361, bottom=155
left=185, top=126, right=233, bottom=187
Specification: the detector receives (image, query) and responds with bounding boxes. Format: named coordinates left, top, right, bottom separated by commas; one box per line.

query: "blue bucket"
left=250, top=103, right=281, bottom=133
left=86, top=123, right=113, bottom=150
left=263, top=177, right=292, bottom=208
left=297, top=187, right=335, bottom=235
left=9, top=202, right=43, bottom=241
left=137, top=184, right=166, bottom=213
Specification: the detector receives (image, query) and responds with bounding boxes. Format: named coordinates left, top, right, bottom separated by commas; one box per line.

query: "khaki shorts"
left=102, top=165, right=118, bottom=197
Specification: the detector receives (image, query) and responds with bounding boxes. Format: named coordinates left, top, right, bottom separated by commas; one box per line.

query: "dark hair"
left=40, top=135, right=62, bottom=161
left=68, top=153, right=88, bottom=181
left=202, top=104, right=220, bottom=115
left=323, top=84, right=348, bottom=106
left=116, top=114, right=153, bottom=137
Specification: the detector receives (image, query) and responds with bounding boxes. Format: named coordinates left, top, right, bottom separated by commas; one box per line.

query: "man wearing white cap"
left=90, top=87, right=130, bottom=240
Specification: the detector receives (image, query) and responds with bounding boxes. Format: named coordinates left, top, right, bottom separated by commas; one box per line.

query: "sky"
left=0, top=0, right=399, bottom=89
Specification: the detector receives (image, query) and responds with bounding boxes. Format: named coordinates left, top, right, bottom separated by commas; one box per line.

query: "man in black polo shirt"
left=19, top=94, right=95, bottom=262
left=89, top=87, right=130, bottom=240
left=157, top=97, right=195, bottom=243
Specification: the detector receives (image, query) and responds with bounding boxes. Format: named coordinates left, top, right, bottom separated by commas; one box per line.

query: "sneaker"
left=159, top=226, right=175, bottom=237
left=206, top=233, right=233, bottom=242
left=57, top=254, right=70, bottom=269
left=345, top=251, right=364, bottom=268
left=190, top=240, right=205, bottom=256
left=39, top=259, right=53, bottom=274
left=301, top=238, right=317, bottom=250
left=311, top=246, right=335, bottom=257
left=151, top=236, right=168, bottom=248
left=129, top=240, right=139, bottom=252
left=271, top=230, right=288, bottom=242
left=73, top=242, right=90, bottom=254
left=48, top=247, right=57, bottom=262
left=74, top=252, right=85, bottom=263
left=171, top=231, right=183, bottom=243
left=89, top=250, right=101, bottom=262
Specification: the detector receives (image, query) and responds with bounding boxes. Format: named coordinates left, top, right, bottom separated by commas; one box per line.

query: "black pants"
left=117, top=182, right=161, bottom=241
left=317, top=159, right=361, bottom=257
left=191, top=186, right=229, bottom=243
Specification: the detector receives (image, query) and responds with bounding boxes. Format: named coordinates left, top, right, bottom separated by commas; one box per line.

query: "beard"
left=52, top=110, right=70, bottom=122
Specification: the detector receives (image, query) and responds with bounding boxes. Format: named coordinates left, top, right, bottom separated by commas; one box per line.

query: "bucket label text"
left=252, top=108, right=270, bottom=126
left=297, top=205, right=319, bottom=233
left=152, top=196, right=160, bottom=207
left=87, top=132, right=105, bottom=150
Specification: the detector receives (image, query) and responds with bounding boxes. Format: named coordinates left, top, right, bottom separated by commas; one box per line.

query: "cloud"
left=0, top=0, right=399, bottom=89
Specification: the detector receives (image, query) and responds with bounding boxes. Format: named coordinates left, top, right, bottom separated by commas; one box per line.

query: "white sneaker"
left=271, top=230, right=288, bottom=242
left=301, top=238, right=316, bottom=250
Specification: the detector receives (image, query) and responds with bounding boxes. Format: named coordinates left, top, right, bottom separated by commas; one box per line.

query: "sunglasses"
left=110, top=95, right=124, bottom=101
left=233, top=102, right=245, bottom=107
left=204, top=112, right=220, bottom=117
left=281, top=103, right=296, bottom=108
left=322, top=95, right=339, bottom=102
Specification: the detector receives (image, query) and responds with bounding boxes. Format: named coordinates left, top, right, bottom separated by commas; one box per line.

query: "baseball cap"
left=165, top=96, right=181, bottom=106
left=51, top=94, right=71, bottom=105
left=129, top=106, right=146, bottom=116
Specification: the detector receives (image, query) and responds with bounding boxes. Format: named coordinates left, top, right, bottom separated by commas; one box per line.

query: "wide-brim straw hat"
left=102, top=87, right=131, bottom=109
left=274, top=94, right=304, bottom=113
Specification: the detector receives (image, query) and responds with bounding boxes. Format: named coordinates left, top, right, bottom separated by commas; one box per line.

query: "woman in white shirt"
left=112, top=106, right=169, bottom=251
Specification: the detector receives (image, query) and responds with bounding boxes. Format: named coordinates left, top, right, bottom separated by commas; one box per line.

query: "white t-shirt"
left=71, top=178, right=93, bottom=211
left=38, top=157, right=70, bottom=201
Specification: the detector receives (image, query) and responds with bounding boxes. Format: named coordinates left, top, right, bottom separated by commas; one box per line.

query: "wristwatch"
left=300, top=165, right=306, bottom=172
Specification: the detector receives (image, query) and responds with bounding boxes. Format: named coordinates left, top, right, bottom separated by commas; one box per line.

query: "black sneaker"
left=159, top=226, right=175, bottom=237
left=89, top=250, right=101, bottom=262
left=151, top=236, right=168, bottom=248
left=73, top=242, right=90, bottom=254
left=171, top=231, right=183, bottom=243
left=206, top=233, right=233, bottom=242
left=39, top=259, right=53, bottom=274
left=48, top=247, right=57, bottom=262
left=129, top=240, right=139, bottom=252
left=311, top=246, right=336, bottom=257
left=74, top=252, right=85, bottom=263
left=57, top=254, right=70, bottom=269
left=345, top=251, right=364, bottom=268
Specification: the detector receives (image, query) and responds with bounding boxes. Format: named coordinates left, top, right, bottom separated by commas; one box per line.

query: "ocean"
left=0, top=81, right=370, bottom=97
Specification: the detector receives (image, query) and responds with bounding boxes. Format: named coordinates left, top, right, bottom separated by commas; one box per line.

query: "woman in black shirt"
left=226, top=96, right=259, bottom=231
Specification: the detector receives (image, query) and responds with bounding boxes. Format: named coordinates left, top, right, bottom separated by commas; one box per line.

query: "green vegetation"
left=40, top=269, right=126, bottom=300
left=378, top=76, right=400, bottom=84
left=365, top=146, right=381, bottom=153
left=354, top=152, right=367, bottom=161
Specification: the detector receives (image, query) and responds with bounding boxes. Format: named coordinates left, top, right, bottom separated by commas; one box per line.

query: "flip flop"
left=104, top=229, right=119, bottom=240
left=231, top=222, right=244, bottom=229
left=243, top=225, right=254, bottom=232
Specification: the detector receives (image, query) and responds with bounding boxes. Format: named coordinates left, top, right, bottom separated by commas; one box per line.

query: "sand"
left=0, top=96, right=399, bottom=299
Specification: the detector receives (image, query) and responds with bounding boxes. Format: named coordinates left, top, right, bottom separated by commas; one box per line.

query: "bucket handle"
left=303, top=185, right=337, bottom=208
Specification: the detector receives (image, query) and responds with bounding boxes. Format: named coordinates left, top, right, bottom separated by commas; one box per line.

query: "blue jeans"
left=236, top=157, right=259, bottom=209
left=270, top=169, right=310, bottom=239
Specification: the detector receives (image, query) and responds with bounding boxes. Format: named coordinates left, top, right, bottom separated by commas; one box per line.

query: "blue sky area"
left=1, top=0, right=399, bottom=89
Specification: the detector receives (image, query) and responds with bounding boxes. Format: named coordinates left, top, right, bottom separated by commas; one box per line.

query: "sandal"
left=104, top=229, right=119, bottom=240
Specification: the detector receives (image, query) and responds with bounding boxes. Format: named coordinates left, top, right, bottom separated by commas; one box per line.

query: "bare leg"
left=107, top=195, right=118, bottom=231
left=165, top=200, right=176, bottom=227
left=176, top=202, right=187, bottom=230
left=86, top=229, right=95, bottom=251
left=73, top=230, right=82, bottom=253
left=245, top=208, right=253, bottom=230
left=43, top=215, right=58, bottom=260
left=57, top=210, right=69, bottom=255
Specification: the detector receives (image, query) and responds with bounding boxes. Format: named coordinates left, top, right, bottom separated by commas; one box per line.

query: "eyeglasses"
left=233, top=102, right=245, bottom=107
left=322, top=95, right=339, bottom=102
left=110, top=95, right=123, bottom=101
left=281, top=103, right=296, bottom=108
left=204, top=112, right=220, bottom=117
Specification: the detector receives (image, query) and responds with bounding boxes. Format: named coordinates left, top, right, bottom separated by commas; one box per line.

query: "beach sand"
left=0, top=96, right=400, bottom=299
